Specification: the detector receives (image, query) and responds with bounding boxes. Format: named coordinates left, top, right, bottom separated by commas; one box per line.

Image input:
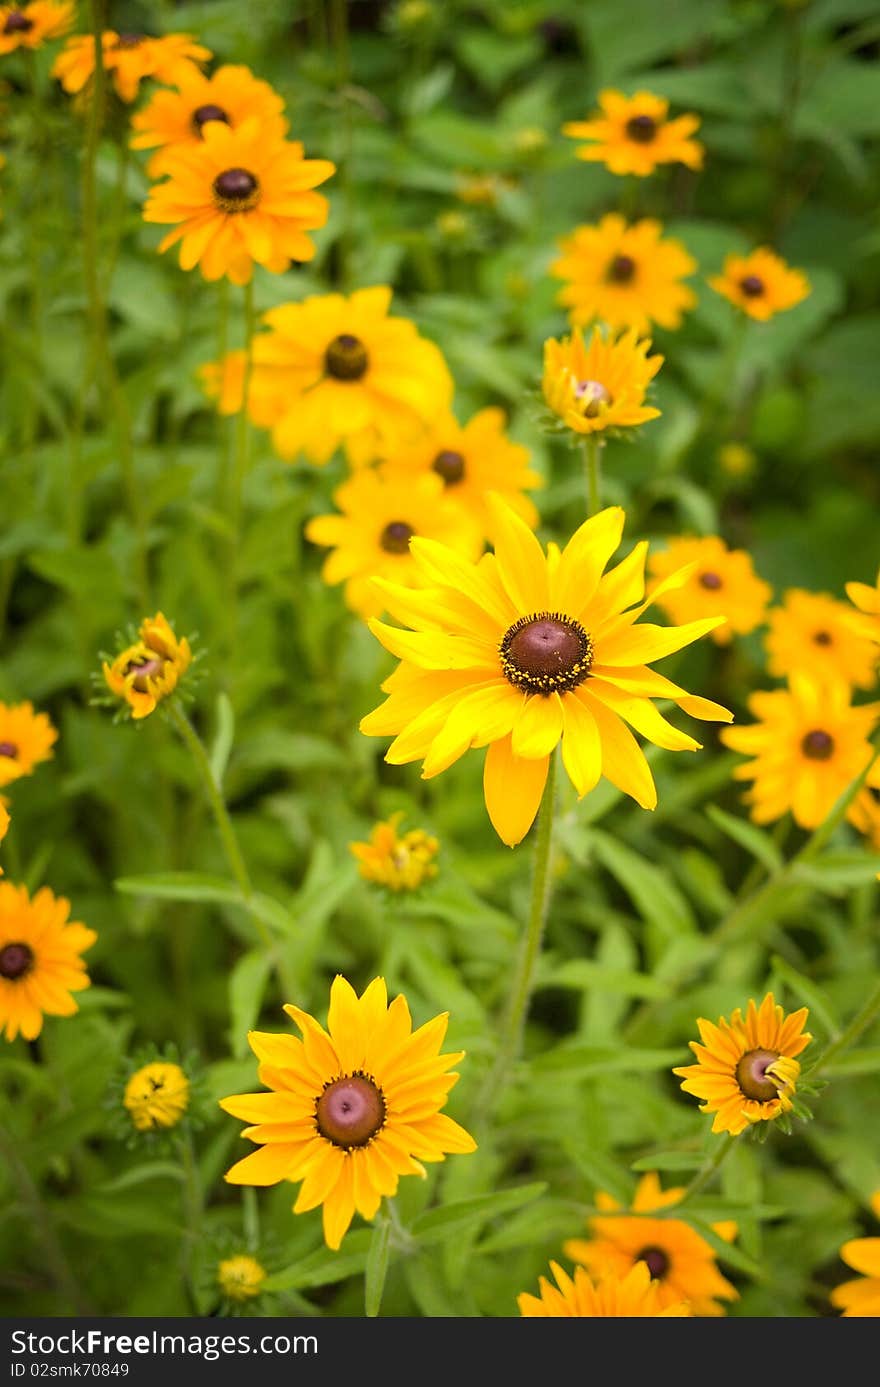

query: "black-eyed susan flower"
left=383, top=406, right=541, bottom=535
left=564, top=1172, right=738, bottom=1316
left=721, top=674, right=878, bottom=830
left=350, top=812, right=439, bottom=892
left=562, top=89, right=703, bottom=177
left=305, top=467, right=482, bottom=620
left=220, top=976, right=476, bottom=1251
left=143, top=118, right=334, bottom=286
left=217, top=1254, right=267, bottom=1305
left=0, top=1, right=72, bottom=54
left=846, top=567, right=880, bottom=646
left=196, top=348, right=286, bottom=428
left=53, top=30, right=211, bottom=104
left=542, top=325, right=662, bottom=439
left=102, top=612, right=193, bottom=721
left=830, top=1192, right=880, bottom=1317
left=360, top=495, right=731, bottom=846
left=764, top=588, right=877, bottom=692
left=518, top=1260, right=691, bottom=1317
left=244, top=287, right=453, bottom=466
left=131, top=64, right=288, bottom=178
left=0, top=882, right=96, bottom=1042
left=647, top=536, right=772, bottom=646
left=123, top=1060, right=190, bottom=1132
left=551, top=214, right=697, bottom=335
left=673, top=992, right=812, bottom=1137
left=0, top=701, right=57, bottom=788
left=709, top=247, right=809, bottom=321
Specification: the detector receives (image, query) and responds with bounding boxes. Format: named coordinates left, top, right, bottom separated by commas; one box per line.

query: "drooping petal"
left=483, top=735, right=550, bottom=846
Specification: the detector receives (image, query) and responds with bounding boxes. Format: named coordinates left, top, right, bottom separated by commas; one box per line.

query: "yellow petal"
left=483, top=734, right=549, bottom=845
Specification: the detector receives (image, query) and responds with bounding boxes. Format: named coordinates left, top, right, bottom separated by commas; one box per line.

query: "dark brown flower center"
left=0, top=941, right=34, bottom=980
left=607, top=254, right=636, bottom=284
left=124, top=656, right=164, bottom=693
left=500, top=611, right=593, bottom=695
left=432, top=449, right=466, bottom=486
left=739, top=275, right=764, bottom=298
left=315, top=1073, right=386, bottom=1148
left=698, top=571, right=723, bottom=591
left=192, top=103, right=230, bottom=134
left=801, top=729, right=834, bottom=761
left=812, top=630, right=832, bottom=647
left=114, top=33, right=143, bottom=48
left=626, top=114, right=657, bottom=143
left=324, top=333, right=368, bottom=381
left=212, top=168, right=260, bottom=212
left=637, top=1246, right=670, bottom=1280
left=380, top=521, right=414, bottom=555
left=735, top=1048, right=783, bottom=1102
left=3, top=11, right=33, bottom=33
left=574, top=378, right=612, bottom=418
left=0, top=741, right=17, bottom=758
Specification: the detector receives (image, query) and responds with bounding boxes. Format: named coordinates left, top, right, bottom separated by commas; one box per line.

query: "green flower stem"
left=180, top=1129, right=204, bottom=1314
left=227, top=279, right=256, bottom=664
left=584, top=435, right=602, bottom=516
left=476, top=751, right=558, bottom=1121
left=0, top=1122, right=87, bottom=1313
left=674, top=1134, right=737, bottom=1210
left=807, top=978, right=880, bottom=1079
left=168, top=701, right=271, bottom=954
left=330, top=0, right=354, bottom=289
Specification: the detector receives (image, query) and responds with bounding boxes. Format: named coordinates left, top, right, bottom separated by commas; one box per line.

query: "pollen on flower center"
left=432, top=449, right=466, bottom=485
left=125, top=656, right=165, bottom=693
left=698, top=571, right=723, bottom=591
left=324, top=333, right=369, bottom=381
left=626, top=114, right=657, bottom=142
left=192, top=103, right=230, bottom=134
left=3, top=11, right=33, bottom=33
left=500, top=611, right=593, bottom=695
left=735, top=1047, right=783, bottom=1102
left=739, top=275, right=764, bottom=298
left=637, top=1246, right=670, bottom=1280
left=212, top=167, right=260, bottom=213
left=607, top=254, right=636, bottom=283
left=0, top=941, right=34, bottom=980
left=574, top=378, right=612, bottom=418
left=801, top=729, right=834, bottom=760
left=0, top=741, right=17, bottom=758
left=315, top=1073, right=386, bottom=1148
left=380, top=520, right=414, bottom=555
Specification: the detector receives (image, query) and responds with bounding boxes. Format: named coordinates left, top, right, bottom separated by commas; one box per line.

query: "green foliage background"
left=1, top=0, right=879, bottom=1318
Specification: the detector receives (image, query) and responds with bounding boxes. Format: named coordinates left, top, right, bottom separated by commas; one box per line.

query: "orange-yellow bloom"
left=518, top=1260, right=691, bottom=1317
left=543, top=325, right=662, bottom=437
left=350, top=812, right=439, bottom=892
left=709, top=247, right=809, bottom=321
left=53, top=30, right=211, bottom=104
left=0, top=1, right=72, bottom=54
left=563, top=89, right=703, bottom=177
left=647, top=536, right=772, bottom=645
left=764, top=588, right=878, bottom=691
left=102, top=612, right=192, bottom=720
left=0, top=701, right=57, bottom=788
left=0, top=882, right=96, bottom=1042
left=551, top=214, right=697, bottom=334
left=830, top=1192, right=880, bottom=1317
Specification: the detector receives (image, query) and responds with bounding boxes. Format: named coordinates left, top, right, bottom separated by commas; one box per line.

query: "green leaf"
left=95, top=1163, right=185, bottom=1194
left=410, top=1183, right=546, bottom=1247
left=791, top=851, right=880, bottom=893
left=590, top=830, right=697, bottom=937
left=209, top=692, right=235, bottom=787
left=540, top=958, right=670, bottom=1000
left=364, top=1216, right=392, bottom=1318
left=534, top=1045, right=684, bottom=1077
left=820, top=1048, right=880, bottom=1077
left=768, top=956, right=840, bottom=1037
left=114, top=872, right=239, bottom=905
left=629, top=1152, right=705, bottom=1173
left=229, top=949, right=273, bottom=1056
left=706, top=805, right=783, bottom=873
left=262, top=1230, right=373, bottom=1292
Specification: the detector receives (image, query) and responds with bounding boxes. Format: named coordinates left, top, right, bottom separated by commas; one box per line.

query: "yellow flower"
left=518, top=1259, right=691, bottom=1317
left=130, top=63, right=288, bottom=178
left=53, top=30, right=211, bottom=105
left=564, top=1172, right=738, bottom=1316
left=673, top=992, right=812, bottom=1137
left=551, top=214, right=697, bottom=334
left=709, top=247, right=809, bottom=321
left=143, top=118, right=334, bottom=286
left=851, top=760, right=880, bottom=850
left=542, top=325, right=662, bottom=437
left=0, top=882, right=96, bottom=1042
left=220, top=976, right=477, bottom=1251
left=764, top=588, right=878, bottom=691
left=242, top=287, right=453, bottom=466
left=0, top=701, right=57, bottom=788
left=830, top=1191, right=880, bottom=1317
left=0, top=1, right=72, bottom=54
left=305, top=466, right=482, bottom=619
left=382, top=405, right=541, bottom=535
left=717, top=441, right=756, bottom=478
left=721, top=674, right=878, bottom=830
left=360, top=495, right=731, bottom=846
left=846, top=567, right=880, bottom=646
left=0, top=801, right=8, bottom=873
left=563, top=89, right=703, bottom=177
left=647, top=536, right=772, bottom=646
left=217, top=1254, right=267, bottom=1304
left=350, top=811, right=439, bottom=892
left=123, top=1061, right=190, bottom=1131
left=196, top=348, right=286, bottom=428
left=102, top=611, right=193, bottom=720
